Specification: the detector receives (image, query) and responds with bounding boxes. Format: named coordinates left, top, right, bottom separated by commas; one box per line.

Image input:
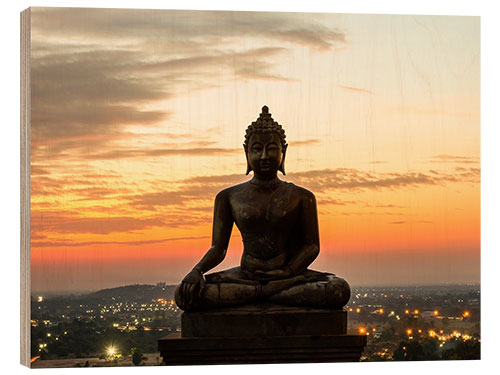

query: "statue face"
left=247, top=132, right=283, bottom=177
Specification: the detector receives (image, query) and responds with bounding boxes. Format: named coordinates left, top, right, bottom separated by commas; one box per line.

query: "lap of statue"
left=175, top=267, right=350, bottom=311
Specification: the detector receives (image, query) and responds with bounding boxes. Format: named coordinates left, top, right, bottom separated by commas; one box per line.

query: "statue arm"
left=285, top=191, right=320, bottom=275
left=178, top=190, right=234, bottom=307
left=193, top=189, right=234, bottom=273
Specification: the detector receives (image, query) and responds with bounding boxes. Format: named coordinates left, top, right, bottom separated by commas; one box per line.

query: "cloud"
left=316, top=197, right=356, bottom=206
left=289, top=139, right=320, bottom=146
left=79, top=147, right=241, bottom=161
left=286, top=166, right=480, bottom=192
left=31, top=211, right=166, bottom=235
left=286, top=169, right=436, bottom=191
left=30, top=8, right=346, bottom=160
left=390, top=221, right=406, bottom=225
left=373, top=204, right=406, bottom=209
left=32, top=8, right=345, bottom=51
left=338, top=85, right=373, bottom=94
left=31, top=207, right=211, bottom=235
left=121, top=165, right=480, bottom=213
left=29, top=163, right=479, bottom=237
left=428, top=155, right=479, bottom=164
left=31, top=235, right=210, bottom=248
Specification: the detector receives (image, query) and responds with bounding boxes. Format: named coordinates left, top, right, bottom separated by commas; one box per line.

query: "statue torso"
left=226, top=178, right=305, bottom=273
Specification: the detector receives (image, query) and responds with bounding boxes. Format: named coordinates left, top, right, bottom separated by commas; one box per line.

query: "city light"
left=37, top=296, right=43, bottom=302
left=106, top=345, right=120, bottom=360
left=28, top=284, right=479, bottom=363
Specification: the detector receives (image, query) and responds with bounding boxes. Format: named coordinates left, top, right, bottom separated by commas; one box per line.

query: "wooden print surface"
left=22, top=7, right=480, bottom=367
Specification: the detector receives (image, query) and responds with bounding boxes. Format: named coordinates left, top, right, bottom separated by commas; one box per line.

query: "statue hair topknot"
left=243, top=106, right=287, bottom=151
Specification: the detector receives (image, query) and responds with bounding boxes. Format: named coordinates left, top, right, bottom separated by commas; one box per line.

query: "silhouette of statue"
left=175, top=106, right=350, bottom=311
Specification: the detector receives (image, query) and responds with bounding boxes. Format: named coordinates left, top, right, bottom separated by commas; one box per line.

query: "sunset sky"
left=29, top=8, right=480, bottom=292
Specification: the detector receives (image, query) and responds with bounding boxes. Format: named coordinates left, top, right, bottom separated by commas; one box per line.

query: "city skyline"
left=29, top=8, right=480, bottom=292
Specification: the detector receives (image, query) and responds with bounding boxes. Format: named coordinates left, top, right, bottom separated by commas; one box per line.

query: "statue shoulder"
left=285, top=182, right=317, bottom=204
left=287, top=182, right=316, bottom=207
left=215, top=181, right=251, bottom=201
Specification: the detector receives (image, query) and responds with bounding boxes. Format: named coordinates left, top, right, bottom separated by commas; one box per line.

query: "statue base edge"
left=158, top=333, right=367, bottom=365
left=182, top=306, right=347, bottom=337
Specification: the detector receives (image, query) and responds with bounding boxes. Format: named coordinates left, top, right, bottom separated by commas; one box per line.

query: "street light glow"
left=106, top=346, right=117, bottom=357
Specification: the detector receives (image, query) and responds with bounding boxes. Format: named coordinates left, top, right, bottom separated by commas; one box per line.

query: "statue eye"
left=251, top=144, right=263, bottom=152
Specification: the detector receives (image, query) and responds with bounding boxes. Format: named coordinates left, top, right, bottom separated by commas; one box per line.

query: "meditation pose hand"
left=175, top=106, right=350, bottom=311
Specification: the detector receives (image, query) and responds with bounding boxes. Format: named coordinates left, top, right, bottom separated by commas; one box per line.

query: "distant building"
left=156, top=282, right=166, bottom=289
left=421, top=311, right=436, bottom=319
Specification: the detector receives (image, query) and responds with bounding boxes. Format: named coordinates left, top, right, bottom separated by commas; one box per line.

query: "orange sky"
left=29, top=8, right=480, bottom=292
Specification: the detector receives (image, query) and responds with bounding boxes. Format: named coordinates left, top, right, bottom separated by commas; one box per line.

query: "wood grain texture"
left=20, top=7, right=31, bottom=368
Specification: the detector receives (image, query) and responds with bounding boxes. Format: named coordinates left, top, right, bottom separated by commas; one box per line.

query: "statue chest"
left=231, top=187, right=298, bottom=232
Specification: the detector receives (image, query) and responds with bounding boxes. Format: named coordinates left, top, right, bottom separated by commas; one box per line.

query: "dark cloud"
left=32, top=8, right=345, bottom=51
left=286, top=166, right=480, bottom=192
left=30, top=8, right=346, bottom=159
left=31, top=211, right=166, bottom=235
left=287, top=169, right=436, bottom=191
left=79, top=147, right=241, bottom=161
left=390, top=221, right=406, bottom=225
left=140, top=47, right=288, bottom=79
left=31, top=175, right=133, bottom=200
left=123, top=166, right=480, bottom=212
left=31, top=208, right=210, bottom=235
left=29, top=164, right=479, bottom=236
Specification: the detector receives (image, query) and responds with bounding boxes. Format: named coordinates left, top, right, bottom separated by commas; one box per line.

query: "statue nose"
left=260, top=149, right=268, bottom=159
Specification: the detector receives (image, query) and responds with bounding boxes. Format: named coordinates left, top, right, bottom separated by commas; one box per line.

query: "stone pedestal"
left=158, top=304, right=366, bottom=365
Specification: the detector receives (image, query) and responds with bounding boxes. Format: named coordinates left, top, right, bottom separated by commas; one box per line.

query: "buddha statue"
left=175, top=106, right=350, bottom=311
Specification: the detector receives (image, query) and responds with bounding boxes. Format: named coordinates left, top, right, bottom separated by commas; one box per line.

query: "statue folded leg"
left=175, top=267, right=350, bottom=311
left=268, top=270, right=351, bottom=308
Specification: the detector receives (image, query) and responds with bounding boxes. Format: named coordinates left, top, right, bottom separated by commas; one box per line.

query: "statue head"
left=244, top=106, right=288, bottom=176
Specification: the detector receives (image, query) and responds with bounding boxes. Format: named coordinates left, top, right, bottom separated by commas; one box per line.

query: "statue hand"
left=254, top=267, right=293, bottom=281
left=180, top=268, right=206, bottom=307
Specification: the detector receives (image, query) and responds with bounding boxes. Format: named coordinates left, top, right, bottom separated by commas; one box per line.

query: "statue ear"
left=245, top=148, right=252, bottom=175
left=279, top=145, right=287, bottom=175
